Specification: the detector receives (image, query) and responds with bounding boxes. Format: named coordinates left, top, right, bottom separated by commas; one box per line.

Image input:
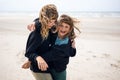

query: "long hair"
left=58, top=14, right=80, bottom=40
left=39, top=4, right=58, bottom=40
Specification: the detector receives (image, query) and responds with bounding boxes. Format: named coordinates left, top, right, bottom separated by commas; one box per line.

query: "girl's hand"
left=27, top=22, right=35, bottom=31
left=22, top=60, right=31, bottom=69
left=36, top=56, right=48, bottom=71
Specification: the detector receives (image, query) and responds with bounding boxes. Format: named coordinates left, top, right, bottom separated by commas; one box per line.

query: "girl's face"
left=58, top=22, right=71, bottom=39
left=47, top=20, right=56, bottom=29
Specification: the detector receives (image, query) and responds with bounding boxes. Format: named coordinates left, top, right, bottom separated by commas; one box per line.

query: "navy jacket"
left=42, top=38, right=76, bottom=72
left=25, top=21, right=54, bottom=73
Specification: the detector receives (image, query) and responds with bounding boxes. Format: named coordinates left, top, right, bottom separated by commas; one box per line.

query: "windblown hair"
left=58, top=14, right=80, bottom=40
left=39, top=4, right=58, bottom=40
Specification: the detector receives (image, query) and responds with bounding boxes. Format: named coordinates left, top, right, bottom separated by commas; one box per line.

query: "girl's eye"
left=49, top=21, right=53, bottom=23
left=65, top=26, right=69, bottom=28
left=49, top=20, right=56, bottom=23
left=59, top=25, right=63, bottom=27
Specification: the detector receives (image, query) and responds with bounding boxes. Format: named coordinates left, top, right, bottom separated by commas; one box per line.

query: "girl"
left=41, top=14, right=80, bottom=80
left=23, top=14, right=80, bottom=80
left=24, top=4, right=58, bottom=80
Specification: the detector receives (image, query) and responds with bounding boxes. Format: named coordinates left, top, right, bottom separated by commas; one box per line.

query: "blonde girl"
left=24, top=4, right=58, bottom=80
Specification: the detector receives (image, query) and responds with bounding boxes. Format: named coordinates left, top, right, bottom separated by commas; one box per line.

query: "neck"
left=58, top=35, right=68, bottom=39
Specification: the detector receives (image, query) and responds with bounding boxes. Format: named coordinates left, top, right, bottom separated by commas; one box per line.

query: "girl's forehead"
left=50, top=19, right=56, bottom=22
left=60, top=22, right=70, bottom=26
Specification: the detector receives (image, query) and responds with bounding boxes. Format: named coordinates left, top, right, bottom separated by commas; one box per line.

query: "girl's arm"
left=25, top=31, right=41, bottom=62
left=27, top=18, right=39, bottom=31
left=69, top=40, right=76, bottom=57
left=25, top=31, right=48, bottom=71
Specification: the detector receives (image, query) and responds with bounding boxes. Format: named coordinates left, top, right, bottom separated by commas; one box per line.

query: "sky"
left=0, top=0, right=120, bottom=12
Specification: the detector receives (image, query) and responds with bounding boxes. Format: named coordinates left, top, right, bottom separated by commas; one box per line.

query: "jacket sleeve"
left=25, top=31, right=42, bottom=62
left=41, top=44, right=70, bottom=62
left=69, top=47, right=76, bottom=57
left=34, top=18, right=39, bottom=22
left=69, top=40, right=76, bottom=57
left=33, top=18, right=41, bottom=32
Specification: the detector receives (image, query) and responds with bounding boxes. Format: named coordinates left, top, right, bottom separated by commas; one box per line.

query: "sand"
left=0, top=14, right=120, bottom=80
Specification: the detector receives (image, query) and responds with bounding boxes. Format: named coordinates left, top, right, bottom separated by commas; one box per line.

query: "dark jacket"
left=25, top=21, right=54, bottom=73
left=41, top=38, right=76, bottom=72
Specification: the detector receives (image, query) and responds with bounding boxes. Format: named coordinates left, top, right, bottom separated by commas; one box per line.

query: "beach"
left=0, top=13, right=120, bottom=80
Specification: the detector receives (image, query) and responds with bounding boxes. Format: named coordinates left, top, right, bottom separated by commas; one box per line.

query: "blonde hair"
left=39, top=4, right=58, bottom=40
left=58, top=14, right=80, bottom=40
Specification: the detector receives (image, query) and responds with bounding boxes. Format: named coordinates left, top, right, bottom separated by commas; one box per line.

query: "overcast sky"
left=0, top=0, right=120, bottom=12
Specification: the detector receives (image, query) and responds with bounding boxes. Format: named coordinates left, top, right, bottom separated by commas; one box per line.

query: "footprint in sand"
left=111, top=64, right=120, bottom=69
left=117, top=60, right=120, bottom=64
left=110, top=60, right=120, bottom=69
left=101, top=53, right=110, bottom=58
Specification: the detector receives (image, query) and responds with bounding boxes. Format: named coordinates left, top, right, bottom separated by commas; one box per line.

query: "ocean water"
left=0, top=11, right=120, bottom=17
left=58, top=11, right=120, bottom=17
left=0, top=11, right=120, bottom=34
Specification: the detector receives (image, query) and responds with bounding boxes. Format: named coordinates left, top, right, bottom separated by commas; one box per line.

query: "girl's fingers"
left=38, top=62, right=48, bottom=71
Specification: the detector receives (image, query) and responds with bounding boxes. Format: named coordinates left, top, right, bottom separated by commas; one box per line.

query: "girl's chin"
left=59, top=34, right=66, bottom=38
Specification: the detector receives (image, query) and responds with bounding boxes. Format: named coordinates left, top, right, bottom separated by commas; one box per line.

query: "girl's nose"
left=53, top=22, right=56, bottom=25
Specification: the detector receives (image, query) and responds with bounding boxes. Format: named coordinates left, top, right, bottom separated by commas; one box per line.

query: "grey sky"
left=0, top=0, right=120, bottom=12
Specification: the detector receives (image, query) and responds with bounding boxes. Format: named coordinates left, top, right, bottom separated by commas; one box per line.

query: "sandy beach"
left=0, top=14, right=120, bottom=80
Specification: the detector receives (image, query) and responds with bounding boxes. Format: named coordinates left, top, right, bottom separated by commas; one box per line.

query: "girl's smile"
left=58, top=22, right=70, bottom=39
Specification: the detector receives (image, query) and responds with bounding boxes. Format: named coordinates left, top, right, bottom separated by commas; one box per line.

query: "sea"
left=0, top=11, right=120, bottom=34
left=0, top=11, right=120, bottom=17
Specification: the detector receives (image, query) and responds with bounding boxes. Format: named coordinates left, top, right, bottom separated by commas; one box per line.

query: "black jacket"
left=25, top=21, right=54, bottom=73
left=42, top=38, right=76, bottom=72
